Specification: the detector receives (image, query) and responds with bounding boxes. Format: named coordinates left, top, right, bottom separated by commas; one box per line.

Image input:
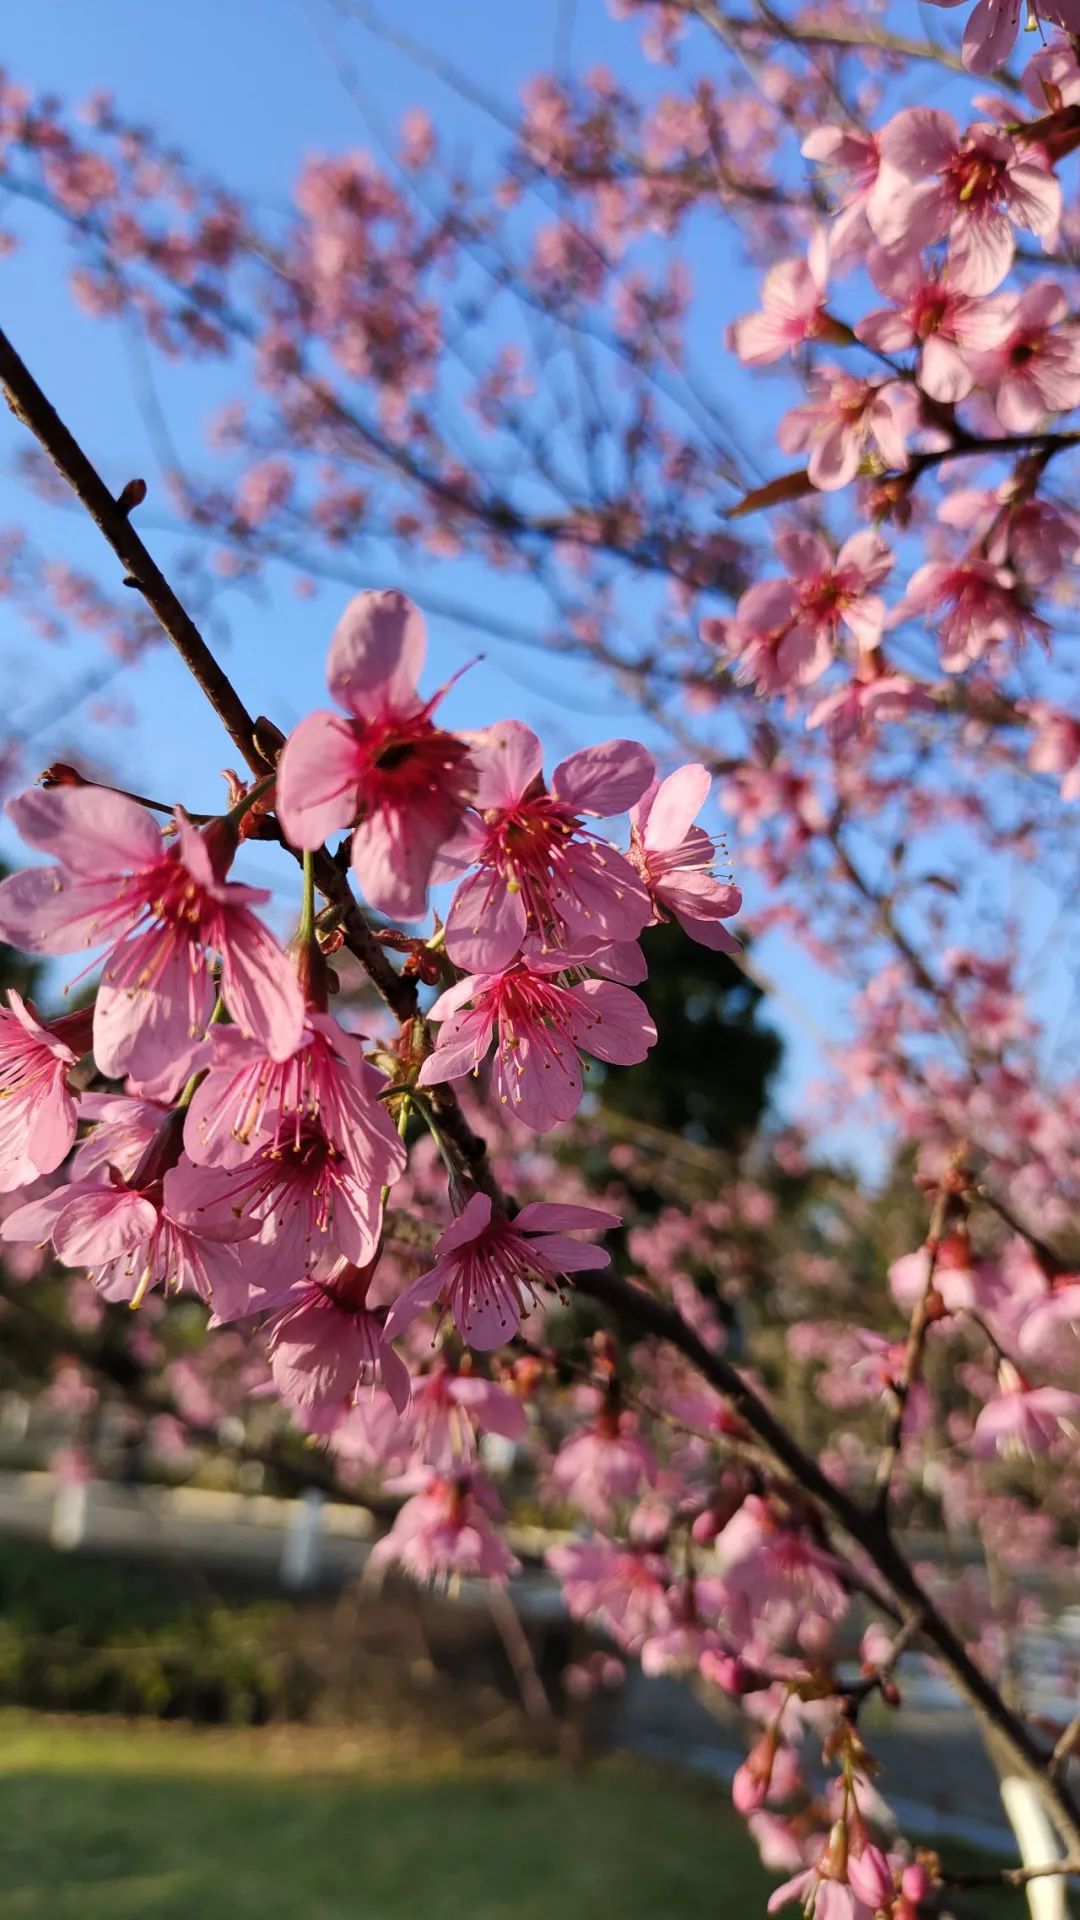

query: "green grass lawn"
left=0, top=1711, right=776, bottom=1919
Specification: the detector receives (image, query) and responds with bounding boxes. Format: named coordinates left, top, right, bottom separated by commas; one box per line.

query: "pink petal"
left=529, top=1233, right=613, bottom=1274
left=470, top=720, right=544, bottom=809
left=643, top=765, right=711, bottom=851
left=219, top=908, right=305, bottom=1061
left=445, top=867, right=527, bottom=972
left=274, top=711, right=362, bottom=851
left=351, top=810, right=441, bottom=920
left=326, top=589, right=426, bottom=719
left=515, top=1202, right=621, bottom=1233
left=94, top=933, right=214, bottom=1082
left=552, top=739, right=655, bottom=816
left=6, top=783, right=163, bottom=876
left=437, top=1192, right=493, bottom=1253
left=962, top=0, right=1021, bottom=75
left=382, top=1264, right=446, bottom=1341
left=53, top=1189, right=158, bottom=1266
left=565, top=979, right=657, bottom=1065
left=948, top=210, right=1014, bottom=296
left=0, top=867, right=136, bottom=955
left=416, top=1007, right=495, bottom=1085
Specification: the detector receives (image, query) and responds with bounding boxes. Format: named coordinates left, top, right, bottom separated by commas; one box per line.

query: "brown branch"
left=572, top=1264, right=1080, bottom=1856
left=873, top=1181, right=956, bottom=1515
left=7, top=316, right=1080, bottom=1860
left=0, top=325, right=271, bottom=777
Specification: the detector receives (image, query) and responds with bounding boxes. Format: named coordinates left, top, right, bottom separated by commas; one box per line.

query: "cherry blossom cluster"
left=0, top=586, right=738, bottom=1399
left=3, top=2, right=1080, bottom=1909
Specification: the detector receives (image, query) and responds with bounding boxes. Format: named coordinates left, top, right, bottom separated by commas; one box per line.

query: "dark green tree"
left=602, top=921, right=781, bottom=1152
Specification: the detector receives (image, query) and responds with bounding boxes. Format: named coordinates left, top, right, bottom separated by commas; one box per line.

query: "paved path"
left=0, top=1469, right=1060, bottom=1853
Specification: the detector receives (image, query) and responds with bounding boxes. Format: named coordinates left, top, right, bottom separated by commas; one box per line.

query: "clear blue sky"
left=3, top=0, right=1066, bottom=1173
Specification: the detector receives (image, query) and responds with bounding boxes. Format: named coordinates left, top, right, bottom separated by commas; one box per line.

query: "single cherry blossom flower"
left=728, top=231, right=832, bottom=365
left=261, top=1257, right=411, bottom=1413
left=967, top=281, right=1080, bottom=431
left=800, top=127, right=880, bottom=259
left=551, top=1413, right=658, bottom=1524
left=408, top=1364, right=527, bottom=1472
left=2, top=1113, right=262, bottom=1313
left=769, top=1824, right=875, bottom=1920
left=972, top=1363, right=1080, bottom=1457
left=807, top=675, right=936, bottom=744
left=0, top=786, right=303, bottom=1082
left=778, top=370, right=912, bottom=492
left=628, top=764, right=742, bottom=953
left=892, top=558, right=1043, bottom=672
left=0, top=994, right=93, bottom=1192
left=167, top=1102, right=391, bottom=1275
left=703, top=578, right=828, bottom=693
left=779, top=528, right=895, bottom=660
left=384, top=1192, right=620, bottom=1350
left=546, top=1537, right=672, bottom=1650
left=855, top=252, right=1012, bottom=404
left=1024, top=703, right=1080, bottom=799
left=441, top=719, right=654, bottom=972
left=716, top=1495, right=848, bottom=1624
left=369, top=1472, right=520, bottom=1584
left=276, top=590, right=475, bottom=919
left=867, top=110, right=1061, bottom=296
left=183, top=1014, right=405, bottom=1182
left=417, top=954, right=656, bottom=1131
left=1018, top=1276, right=1080, bottom=1358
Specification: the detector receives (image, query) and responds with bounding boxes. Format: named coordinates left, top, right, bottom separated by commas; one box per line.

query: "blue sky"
left=3, top=0, right=1062, bottom=1171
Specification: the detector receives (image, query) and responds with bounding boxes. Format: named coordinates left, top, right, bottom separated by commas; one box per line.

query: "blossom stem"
left=297, top=849, right=317, bottom=949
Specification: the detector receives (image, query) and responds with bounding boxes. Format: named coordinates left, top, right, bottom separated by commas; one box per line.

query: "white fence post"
left=280, top=1488, right=325, bottom=1590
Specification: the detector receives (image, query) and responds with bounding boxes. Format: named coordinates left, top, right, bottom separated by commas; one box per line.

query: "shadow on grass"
left=0, top=1732, right=775, bottom=1920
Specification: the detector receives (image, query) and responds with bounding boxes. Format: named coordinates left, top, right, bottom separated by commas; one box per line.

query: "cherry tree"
left=2, top=1, right=1080, bottom=1912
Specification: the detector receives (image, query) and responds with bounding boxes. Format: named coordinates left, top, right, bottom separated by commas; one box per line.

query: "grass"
left=0, top=1710, right=776, bottom=1919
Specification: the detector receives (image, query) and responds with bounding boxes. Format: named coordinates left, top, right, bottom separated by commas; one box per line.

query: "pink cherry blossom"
left=417, top=955, right=656, bottom=1130
left=732, top=1731, right=803, bottom=1814
left=261, top=1257, right=411, bottom=1413
left=0, top=995, right=92, bottom=1192
left=166, top=1103, right=390, bottom=1274
left=728, top=232, right=831, bottom=365
left=1025, top=703, right=1080, bottom=799
left=0, top=787, right=303, bottom=1082
left=275, top=590, right=475, bottom=920
left=806, top=675, right=936, bottom=745
left=777, top=370, right=912, bottom=492
left=183, top=1014, right=405, bottom=1182
left=892, top=559, right=1042, bottom=672
left=867, top=110, right=1061, bottom=296
left=628, top=764, right=742, bottom=953
left=2, top=1118, right=262, bottom=1312
left=551, top=1414, right=658, bottom=1523
left=800, top=127, right=880, bottom=259
left=441, top=720, right=654, bottom=972
left=546, top=1536, right=672, bottom=1650
left=369, top=1472, right=521, bottom=1584
left=778, top=529, right=895, bottom=662
left=1018, top=1278, right=1080, bottom=1357
left=925, top=0, right=1080, bottom=77
left=971, top=1367, right=1080, bottom=1457
left=409, top=1364, right=527, bottom=1471
left=384, top=1192, right=620, bottom=1350
left=967, top=282, right=1080, bottom=432
left=855, top=252, right=1012, bottom=405
left=769, top=1832, right=874, bottom=1920
left=716, top=1495, right=847, bottom=1625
